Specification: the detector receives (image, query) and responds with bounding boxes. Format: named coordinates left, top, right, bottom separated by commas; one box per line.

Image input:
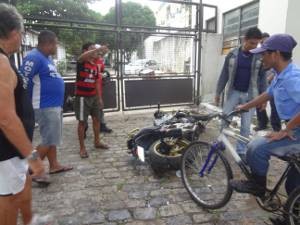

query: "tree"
left=16, top=0, right=156, bottom=62
left=16, top=0, right=103, bottom=57
left=16, top=0, right=101, bottom=21
left=103, top=2, right=156, bottom=62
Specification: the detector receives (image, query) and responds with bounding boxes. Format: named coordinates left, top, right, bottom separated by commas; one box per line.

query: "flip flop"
left=79, top=151, right=89, bottom=159
left=32, top=176, right=51, bottom=187
left=49, top=166, right=73, bottom=174
left=94, top=142, right=109, bottom=149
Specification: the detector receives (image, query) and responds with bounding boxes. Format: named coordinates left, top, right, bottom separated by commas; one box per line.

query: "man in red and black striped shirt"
left=74, top=43, right=109, bottom=158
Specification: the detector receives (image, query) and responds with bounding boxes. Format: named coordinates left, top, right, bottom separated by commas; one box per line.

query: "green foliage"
left=103, top=2, right=156, bottom=61
left=56, top=60, right=66, bottom=75
left=16, top=0, right=101, bottom=21
left=16, top=0, right=156, bottom=59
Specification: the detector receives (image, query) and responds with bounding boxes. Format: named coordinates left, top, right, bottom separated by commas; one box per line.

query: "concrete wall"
left=285, top=0, right=300, bottom=65
left=200, top=33, right=223, bottom=102
left=258, top=0, right=288, bottom=34
left=258, top=0, right=300, bottom=64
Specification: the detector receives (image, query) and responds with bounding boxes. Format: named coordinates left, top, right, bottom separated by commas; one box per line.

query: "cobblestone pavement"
left=30, top=110, right=288, bottom=225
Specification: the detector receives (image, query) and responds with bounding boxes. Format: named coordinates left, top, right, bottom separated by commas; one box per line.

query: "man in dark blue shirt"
left=215, top=27, right=266, bottom=159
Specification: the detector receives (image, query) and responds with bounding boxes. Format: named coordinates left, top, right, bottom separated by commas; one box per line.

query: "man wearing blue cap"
left=230, top=34, right=300, bottom=224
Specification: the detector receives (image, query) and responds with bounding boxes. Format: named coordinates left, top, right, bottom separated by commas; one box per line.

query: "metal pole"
left=196, top=0, right=203, bottom=105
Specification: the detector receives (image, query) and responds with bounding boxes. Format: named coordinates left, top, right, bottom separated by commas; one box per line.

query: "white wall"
left=258, top=0, right=300, bottom=64
left=285, top=0, right=300, bottom=65
left=258, top=0, right=288, bottom=34
left=200, top=33, right=223, bottom=102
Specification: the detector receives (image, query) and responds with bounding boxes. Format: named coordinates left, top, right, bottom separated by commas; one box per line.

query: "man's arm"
left=215, top=55, right=230, bottom=105
left=78, top=46, right=109, bottom=63
left=237, top=92, right=271, bottom=111
left=0, top=56, right=44, bottom=175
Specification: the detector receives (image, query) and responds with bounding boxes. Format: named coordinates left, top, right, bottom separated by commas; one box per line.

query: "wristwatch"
left=26, top=150, right=39, bottom=161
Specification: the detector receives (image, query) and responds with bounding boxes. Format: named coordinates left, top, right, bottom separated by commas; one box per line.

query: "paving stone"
left=107, top=209, right=131, bottom=221
left=159, top=204, right=183, bottom=217
left=80, top=211, right=105, bottom=224
left=149, top=196, right=169, bottom=207
left=128, top=191, right=149, bottom=199
left=133, top=207, right=157, bottom=220
left=166, top=215, right=192, bottom=225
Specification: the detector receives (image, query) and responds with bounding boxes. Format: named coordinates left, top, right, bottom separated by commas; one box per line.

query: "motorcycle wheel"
left=149, top=138, right=190, bottom=175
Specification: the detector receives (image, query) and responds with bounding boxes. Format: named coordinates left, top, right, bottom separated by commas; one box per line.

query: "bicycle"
left=181, top=110, right=300, bottom=225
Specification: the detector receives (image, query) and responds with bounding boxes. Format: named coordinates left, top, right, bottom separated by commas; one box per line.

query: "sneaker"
left=100, top=124, right=112, bottom=133
left=229, top=179, right=265, bottom=197
left=32, top=175, right=51, bottom=188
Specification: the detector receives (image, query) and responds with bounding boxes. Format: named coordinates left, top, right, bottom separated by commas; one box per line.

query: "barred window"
left=222, top=0, right=259, bottom=54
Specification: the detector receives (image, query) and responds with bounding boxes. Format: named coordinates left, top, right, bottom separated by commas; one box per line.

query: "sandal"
left=32, top=175, right=51, bottom=187
left=79, top=151, right=89, bottom=158
left=94, top=142, right=109, bottom=149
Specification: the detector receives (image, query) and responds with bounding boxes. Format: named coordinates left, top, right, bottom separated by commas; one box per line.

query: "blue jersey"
left=20, top=49, right=65, bottom=109
left=267, top=63, right=300, bottom=120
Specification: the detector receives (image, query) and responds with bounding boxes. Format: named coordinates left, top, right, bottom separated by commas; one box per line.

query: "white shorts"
left=0, top=157, right=28, bottom=195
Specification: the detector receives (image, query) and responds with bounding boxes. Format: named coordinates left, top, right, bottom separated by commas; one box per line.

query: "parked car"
left=124, top=59, right=158, bottom=75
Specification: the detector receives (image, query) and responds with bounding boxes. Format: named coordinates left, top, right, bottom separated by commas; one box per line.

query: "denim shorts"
left=34, top=107, right=63, bottom=146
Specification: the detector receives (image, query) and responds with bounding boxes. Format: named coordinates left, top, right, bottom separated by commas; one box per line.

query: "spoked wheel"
left=149, top=138, right=190, bottom=174
left=285, top=186, right=300, bottom=225
left=181, top=141, right=233, bottom=209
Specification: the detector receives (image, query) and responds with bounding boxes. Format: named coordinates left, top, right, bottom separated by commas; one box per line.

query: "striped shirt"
left=75, top=61, right=98, bottom=96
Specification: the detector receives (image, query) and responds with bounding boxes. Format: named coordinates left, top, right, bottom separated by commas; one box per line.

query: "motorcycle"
left=127, top=104, right=213, bottom=174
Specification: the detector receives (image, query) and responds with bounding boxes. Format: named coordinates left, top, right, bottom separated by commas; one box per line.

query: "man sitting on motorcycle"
left=229, top=34, right=300, bottom=225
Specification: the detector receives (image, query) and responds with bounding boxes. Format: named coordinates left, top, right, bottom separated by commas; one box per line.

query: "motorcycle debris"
left=175, top=170, right=181, bottom=178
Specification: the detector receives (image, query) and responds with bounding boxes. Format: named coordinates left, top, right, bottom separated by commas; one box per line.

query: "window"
left=203, top=4, right=217, bottom=33
left=222, top=1, right=259, bottom=53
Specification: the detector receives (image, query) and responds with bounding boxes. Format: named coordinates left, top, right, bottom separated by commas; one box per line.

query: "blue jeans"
left=223, top=90, right=255, bottom=154
left=246, top=128, right=300, bottom=194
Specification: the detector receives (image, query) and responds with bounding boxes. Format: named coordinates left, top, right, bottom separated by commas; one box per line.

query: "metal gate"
left=19, top=0, right=217, bottom=114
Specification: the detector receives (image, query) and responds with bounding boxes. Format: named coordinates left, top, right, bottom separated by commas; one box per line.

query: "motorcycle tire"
left=149, top=138, right=190, bottom=175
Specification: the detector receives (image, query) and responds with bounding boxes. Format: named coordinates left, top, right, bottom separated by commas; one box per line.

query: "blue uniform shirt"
left=267, top=63, right=300, bottom=120
left=20, top=49, right=65, bottom=109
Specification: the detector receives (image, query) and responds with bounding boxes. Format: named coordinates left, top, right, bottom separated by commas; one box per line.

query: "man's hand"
left=236, top=104, right=248, bottom=112
left=28, top=158, right=45, bottom=177
left=214, top=96, right=220, bottom=106
left=257, top=102, right=267, bottom=111
left=97, top=45, right=109, bottom=56
left=266, top=129, right=296, bottom=142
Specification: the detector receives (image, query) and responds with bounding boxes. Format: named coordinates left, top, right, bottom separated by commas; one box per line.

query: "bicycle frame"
left=218, top=128, right=252, bottom=178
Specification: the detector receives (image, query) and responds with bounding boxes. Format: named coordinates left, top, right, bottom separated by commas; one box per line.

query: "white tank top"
left=0, top=157, right=28, bottom=195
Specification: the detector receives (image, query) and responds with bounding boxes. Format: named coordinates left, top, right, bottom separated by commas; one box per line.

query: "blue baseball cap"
left=250, top=34, right=297, bottom=54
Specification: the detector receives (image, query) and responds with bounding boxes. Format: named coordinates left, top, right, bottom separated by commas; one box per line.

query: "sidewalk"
left=30, top=110, right=286, bottom=225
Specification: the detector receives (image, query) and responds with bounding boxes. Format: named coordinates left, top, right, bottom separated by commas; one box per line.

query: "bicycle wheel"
left=285, top=186, right=300, bottom=225
left=181, top=141, right=233, bottom=209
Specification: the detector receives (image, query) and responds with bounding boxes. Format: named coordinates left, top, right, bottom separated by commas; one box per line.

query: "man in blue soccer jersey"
left=20, top=30, right=73, bottom=184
